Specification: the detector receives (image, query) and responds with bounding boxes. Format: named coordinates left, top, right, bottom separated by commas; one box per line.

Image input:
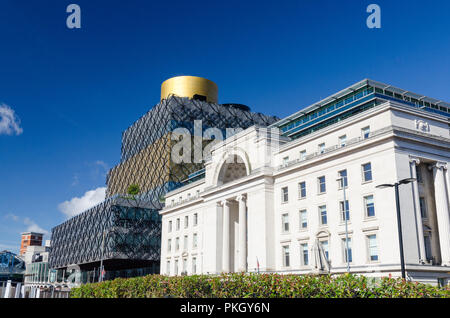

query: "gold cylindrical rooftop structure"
left=161, top=76, right=218, bottom=103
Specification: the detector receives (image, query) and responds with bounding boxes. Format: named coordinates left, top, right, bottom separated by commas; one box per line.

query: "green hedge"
left=70, top=273, right=450, bottom=298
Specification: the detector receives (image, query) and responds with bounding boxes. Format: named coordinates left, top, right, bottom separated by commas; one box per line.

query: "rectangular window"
left=168, top=221, right=172, bottom=233
left=174, top=260, right=179, bottom=275
left=298, top=181, right=306, bottom=199
left=362, top=163, right=372, bottom=182
left=283, top=156, right=289, bottom=166
left=319, top=205, right=327, bottom=225
left=184, top=216, right=189, bottom=228
left=340, top=200, right=350, bottom=221
left=183, top=235, right=188, bottom=251
left=193, top=233, right=198, bottom=248
left=176, top=218, right=180, bottom=231
left=182, top=258, right=187, bottom=273
left=281, top=187, right=289, bottom=203
left=299, top=210, right=307, bottom=229
left=301, top=243, right=309, bottom=266
left=167, top=239, right=172, bottom=253
left=321, top=240, right=329, bottom=260
left=282, top=213, right=289, bottom=233
left=342, top=238, right=352, bottom=263
left=194, top=213, right=198, bottom=226
left=362, top=126, right=370, bottom=139
left=424, top=235, right=432, bottom=261
left=338, top=170, right=348, bottom=188
left=339, top=135, right=347, bottom=147
left=318, top=176, right=326, bottom=193
left=416, top=165, right=423, bottom=183
left=300, top=150, right=306, bottom=161
left=192, top=257, right=197, bottom=274
left=318, top=143, right=325, bottom=154
left=283, top=245, right=290, bottom=267
left=176, top=237, right=180, bottom=251
left=368, top=234, right=379, bottom=262
left=166, top=261, right=170, bottom=275
left=419, top=197, right=427, bottom=218
left=364, top=195, right=375, bottom=217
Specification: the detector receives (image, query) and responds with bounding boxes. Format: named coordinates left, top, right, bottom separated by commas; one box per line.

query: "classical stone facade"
left=160, top=81, right=450, bottom=286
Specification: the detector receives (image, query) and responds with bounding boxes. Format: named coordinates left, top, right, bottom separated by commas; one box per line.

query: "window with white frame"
left=318, top=176, right=326, bottom=194
left=282, top=245, right=290, bottom=267
left=362, top=163, right=372, bottom=182
left=339, top=200, right=350, bottom=221
left=175, top=237, right=180, bottom=251
left=183, top=235, right=188, bottom=251
left=282, top=156, right=289, bottom=166
left=184, top=215, right=189, bottom=228
left=298, top=181, right=306, bottom=199
left=167, top=239, right=172, bottom=253
left=282, top=213, right=289, bottom=233
left=299, top=209, right=307, bottom=229
left=362, top=126, right=370, bottom=139
left=339, top=135, right=347, bottom=147
left=300, top=150, right=306, bottom=161
left=192, top=257, right=197, bottom=274
left=318, top=143, right=325, bottom=154
left=342, top=237, right=352, bottom=263
left=168, top=220, right=172, bottom=233
left=193, top=233, right=198, bottom=248
left=166, top=260, right=170, bottom=275
left=301, top=243, right=309, bottom=266
left=319, top=205, right=327, bottom=225
left=176, top=218, right=180, bottom=231
left=281, top=187, right=289, bottom=203
left=367, top=234, right=379, bottom=262
left=182, top=258, right=187, bottom=274
left=174, top=260, right=179, bottom=275
left=320, top=240, right=329, bottom=260
left=338, top=170, right=348, bottom=188
left=194, top=213, right=198, bottom=226
left=364, top=195, right=375, bottom=218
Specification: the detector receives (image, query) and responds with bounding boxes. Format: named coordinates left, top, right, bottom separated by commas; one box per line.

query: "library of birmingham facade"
left=160, top=79, right=450, bottom=285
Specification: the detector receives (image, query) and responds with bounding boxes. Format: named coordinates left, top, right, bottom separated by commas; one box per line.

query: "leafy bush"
left=70, top=273, right=450, bottom=298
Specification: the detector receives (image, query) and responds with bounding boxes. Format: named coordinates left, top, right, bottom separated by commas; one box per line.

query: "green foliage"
left=70, top=273, right=450, bottom=298
left=127, top=184, right=140, bottom=196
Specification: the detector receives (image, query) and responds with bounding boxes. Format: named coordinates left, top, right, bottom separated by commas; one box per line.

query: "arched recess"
left=214, top=149, right=251, bottom=186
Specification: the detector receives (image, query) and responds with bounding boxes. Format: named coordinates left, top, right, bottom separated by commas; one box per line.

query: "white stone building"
left=160, top=79, right=450, bottom=285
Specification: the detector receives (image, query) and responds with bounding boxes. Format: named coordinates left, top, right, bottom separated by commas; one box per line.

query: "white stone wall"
left=160, top=100, right=450, bottom=284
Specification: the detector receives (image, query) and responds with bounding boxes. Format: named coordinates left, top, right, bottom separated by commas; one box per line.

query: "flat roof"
left=271, top=79, right=450, bottom=128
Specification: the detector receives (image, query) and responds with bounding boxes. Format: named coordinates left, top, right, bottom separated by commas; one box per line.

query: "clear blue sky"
left=1, top=0, right=449, bottom=253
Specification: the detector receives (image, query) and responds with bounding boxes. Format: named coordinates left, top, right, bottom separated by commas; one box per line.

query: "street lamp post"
left=337, top=177, right=350, bottom=273
left=376, top=177, right=415, bottom=280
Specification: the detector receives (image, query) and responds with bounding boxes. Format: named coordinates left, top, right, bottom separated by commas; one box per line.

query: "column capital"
left=429, top=162, right=448, bottom=171
left=221, top=199, right=232, bottom=207
left=409, top=156, right=421, bottom=165
left=236, top=194, right=247, bottom=202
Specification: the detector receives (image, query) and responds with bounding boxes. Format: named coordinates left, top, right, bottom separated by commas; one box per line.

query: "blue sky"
left=1, top=0, right=449, bottom=253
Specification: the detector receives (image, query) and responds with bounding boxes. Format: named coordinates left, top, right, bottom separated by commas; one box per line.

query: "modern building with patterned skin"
left=160, top=79, right=450, bottom=286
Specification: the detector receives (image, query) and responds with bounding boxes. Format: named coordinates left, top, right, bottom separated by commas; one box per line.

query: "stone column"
left=222, top=200, right=231, bottom=273
left=430, top=162, right=450, bottom=265
left=410, top=157, right=426, bottom=263
left=237, top=194, right=247, bottom=272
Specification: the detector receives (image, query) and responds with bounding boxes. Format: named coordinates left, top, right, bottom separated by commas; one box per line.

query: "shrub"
left=70, top=273, right=450, bottom=298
